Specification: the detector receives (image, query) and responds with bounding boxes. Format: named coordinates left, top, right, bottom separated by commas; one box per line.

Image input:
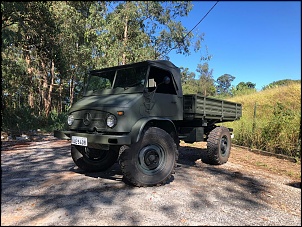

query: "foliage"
left=2, top=1, right=206, bottom=132
left=1, top=106, right=68, bottom=133
left=215, top=73, right=235, bottom=95
left=196, top=62, right=216, bottom=96
left=230, top=81, right=257, bottom=96
left=262, top=79, right=301, bottom=90
left=223, top=82, right=301, bottom=158
left=47, top=110, right=68, bottom=131
left=180, top=62, right=217, bottom=96
left=180, top=67, right=198, bottom=94
left=261, top=102, right=298, bottom=153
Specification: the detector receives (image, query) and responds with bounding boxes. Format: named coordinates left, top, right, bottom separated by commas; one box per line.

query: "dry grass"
left=222, top=83, right=301, bottom=158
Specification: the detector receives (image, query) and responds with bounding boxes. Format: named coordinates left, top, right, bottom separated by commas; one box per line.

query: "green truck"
left=54, top=60, right=242, bottom=187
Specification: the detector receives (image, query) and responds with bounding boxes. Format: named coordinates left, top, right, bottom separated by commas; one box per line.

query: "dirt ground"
left=1, top=135, right=301, bottom=226
left=180, top=141, right=301, bottom=185
left=2, top=136, right=300, bottom=184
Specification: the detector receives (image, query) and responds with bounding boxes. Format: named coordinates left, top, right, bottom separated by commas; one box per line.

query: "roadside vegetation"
left=223, top=81, right=301, bottom=159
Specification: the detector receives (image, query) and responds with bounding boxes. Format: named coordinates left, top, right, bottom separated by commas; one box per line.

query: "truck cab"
left=55, top=60, right=182, bottom=144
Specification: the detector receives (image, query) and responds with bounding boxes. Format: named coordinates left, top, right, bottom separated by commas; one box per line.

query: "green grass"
left=222, top=82, right=301, bottom=159
left=255, top=162, right=268, bottom=167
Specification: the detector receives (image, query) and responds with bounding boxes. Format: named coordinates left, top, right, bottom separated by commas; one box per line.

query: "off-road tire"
left=119, top=127, right=178, bottom=187
left=207, top=126, right=231, bottom=165
left=71, top=145, right=119, bottom=172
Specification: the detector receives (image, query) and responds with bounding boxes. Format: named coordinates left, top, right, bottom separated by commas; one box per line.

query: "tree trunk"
left=45, top=59, right=55, bottom=116
left=24, top=45, right=35, bottom=109
left=122, top=9, right=129, bottom=65
left=58, top=78, right=63, bottom=113
left=40, top=59, right=51, bottom=117
left=69, top=74, right=75, bottom=107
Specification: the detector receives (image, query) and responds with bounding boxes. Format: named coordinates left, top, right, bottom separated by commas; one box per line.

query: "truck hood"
left=69, top=93, right=142, bottom=113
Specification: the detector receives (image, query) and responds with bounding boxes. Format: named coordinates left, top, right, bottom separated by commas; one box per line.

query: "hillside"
left=223, top=82, right=301, bottom=158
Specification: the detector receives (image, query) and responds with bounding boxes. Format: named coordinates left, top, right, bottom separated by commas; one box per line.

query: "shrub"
left=223, top=82, right=301, bottom=159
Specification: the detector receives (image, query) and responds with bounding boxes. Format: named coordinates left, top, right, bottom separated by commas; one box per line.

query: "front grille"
left=70, top=110, right=107, bottom=131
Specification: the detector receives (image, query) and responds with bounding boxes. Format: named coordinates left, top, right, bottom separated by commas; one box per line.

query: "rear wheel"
left=71, top=145, right=119, bottom=172
left=119, top=127, right=178, bottom=187
left=207, top=126, right=231, bottom=165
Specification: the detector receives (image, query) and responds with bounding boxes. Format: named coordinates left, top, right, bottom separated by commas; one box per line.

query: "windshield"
left=85, top=65, right=148, bottom=95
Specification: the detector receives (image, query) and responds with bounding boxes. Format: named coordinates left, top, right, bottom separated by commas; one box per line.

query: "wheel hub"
left=138, top=144, right=163, bottom=172
left=220, top=136, right=228, bottom=156
left=144, top=150, right=159, bottom=169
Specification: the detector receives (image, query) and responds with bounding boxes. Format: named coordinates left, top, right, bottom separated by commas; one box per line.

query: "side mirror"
left=163, top=76, right=171, bottom=84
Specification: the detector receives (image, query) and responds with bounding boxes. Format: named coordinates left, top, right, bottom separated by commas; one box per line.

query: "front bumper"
left=53, top=130, right=131, bottom=145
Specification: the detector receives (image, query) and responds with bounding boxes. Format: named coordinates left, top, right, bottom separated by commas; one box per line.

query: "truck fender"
left=130, top=117, right=178, bottom=144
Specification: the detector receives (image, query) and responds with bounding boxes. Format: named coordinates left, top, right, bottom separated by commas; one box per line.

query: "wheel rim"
left=138, top=144, right=165, bottom=174
left=220, top=135, right=229, bottom=156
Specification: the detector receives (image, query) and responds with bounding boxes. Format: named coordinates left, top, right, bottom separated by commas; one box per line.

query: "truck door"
left=144, top=66, right=183, bottom=120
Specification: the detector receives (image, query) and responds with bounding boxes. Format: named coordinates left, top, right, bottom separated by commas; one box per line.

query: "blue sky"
left=167, top=1, right=301, bottom=90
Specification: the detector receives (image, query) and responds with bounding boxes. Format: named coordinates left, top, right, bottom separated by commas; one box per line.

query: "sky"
left=167, top=1, right=301, bottom=90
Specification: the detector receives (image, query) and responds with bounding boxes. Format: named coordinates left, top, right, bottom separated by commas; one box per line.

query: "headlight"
left=106, top=114, right=117, bottom=128
left=67, top=115, right=74, bottom=126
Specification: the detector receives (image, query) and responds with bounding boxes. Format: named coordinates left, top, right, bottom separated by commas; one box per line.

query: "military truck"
left=54, top=60, right=242, bottom=187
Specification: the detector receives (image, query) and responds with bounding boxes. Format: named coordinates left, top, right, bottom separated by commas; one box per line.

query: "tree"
left=230, top=81, right=256, bottom=96
left=216, top=74, right=235, bottom=95
left=99, top=1, right=203, bottom=66
left=51, top=1, right=107, bottom=107
left=235, top=81, right=256, bottom=90
left=1, top=1, right=211, bottom=131
left=180, top=67, right=198, bottom=94
left=2, top=1, right=59, bottom=116
left=262, top=79, right=301, bottom=90
left=196, top=62, right=216, bottom=96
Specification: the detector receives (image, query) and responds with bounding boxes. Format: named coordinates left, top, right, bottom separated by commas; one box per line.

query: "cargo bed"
left=183, top=94, right=242, bottom=122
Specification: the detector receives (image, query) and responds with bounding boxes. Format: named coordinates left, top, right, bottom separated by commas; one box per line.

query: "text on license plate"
left=71, top=136, right=87, bottom=146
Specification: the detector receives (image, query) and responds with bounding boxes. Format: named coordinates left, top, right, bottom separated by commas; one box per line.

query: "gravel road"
left=1, top=136, right=301, bottom=226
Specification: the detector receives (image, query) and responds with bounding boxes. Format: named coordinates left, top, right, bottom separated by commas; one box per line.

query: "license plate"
left=71, top=136, right=88, bottom=146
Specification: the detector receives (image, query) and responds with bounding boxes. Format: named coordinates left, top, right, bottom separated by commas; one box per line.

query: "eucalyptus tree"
left=50, top=1, right=107, bottom=108
left=1, top=1, right=59, bottom=116
left=96, top=1, right=199, bottom=66
left=2, top=1, right=106, bottom=116
left=2, top=1, right=209, bottom=120
left=196, top=62, right=215, bottom=96
left=2, top=2, right=29, bottom=110
left=54, top=1, right=206, bottom=103
left=216, top=74, right=236, bottom=95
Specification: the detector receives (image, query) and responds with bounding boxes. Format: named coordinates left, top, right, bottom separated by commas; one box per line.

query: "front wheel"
left=119, top=127, right=178, bottom=187
left=207, top=126, right=231, bottom=165
left=71, top=145, right=119, bottom=172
